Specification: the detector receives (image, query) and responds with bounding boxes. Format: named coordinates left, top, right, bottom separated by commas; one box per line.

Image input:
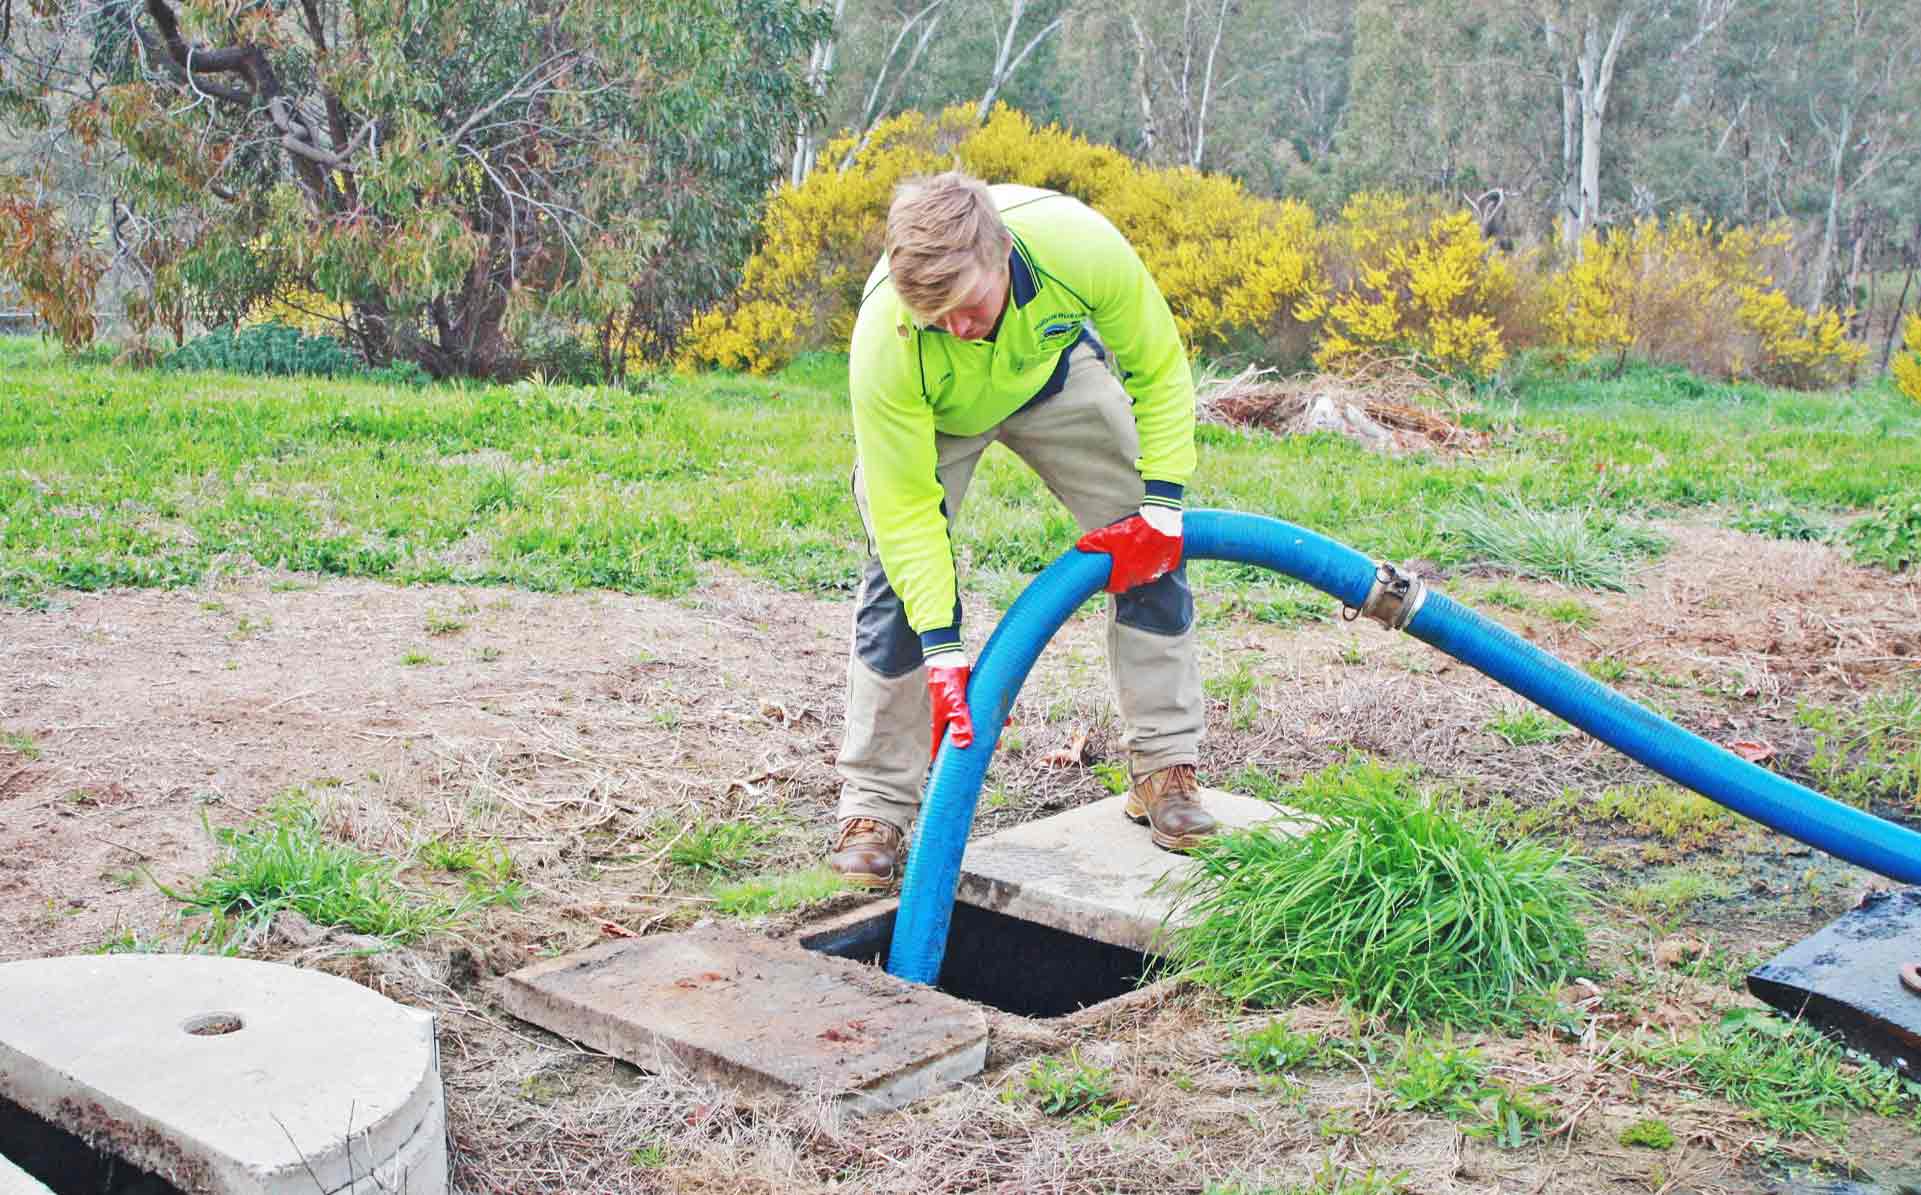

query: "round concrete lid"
left=0, top=954, right=445, bottom=1195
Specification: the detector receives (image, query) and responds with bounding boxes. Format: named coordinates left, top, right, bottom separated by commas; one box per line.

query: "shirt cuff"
left=919, top=626, right=966, bottom=668
left=1142, top=480, right=1185, bottom=512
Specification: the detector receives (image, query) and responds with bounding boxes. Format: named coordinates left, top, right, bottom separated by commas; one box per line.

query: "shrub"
left=1544, top=216, right=1863, bottom=387
left=1166, top=760, right=1588, bottom=1027
left=1301, top=193, right=1511, bottom=377
left=684, top=105, right=1326, bottom=372
left=161, top=323, right=360, bottom=377
left=1893, top=313, right=1921, bottom=403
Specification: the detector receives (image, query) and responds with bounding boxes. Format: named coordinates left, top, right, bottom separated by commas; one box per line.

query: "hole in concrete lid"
left=181, top=1012, right=244, bottom=1036
left=804, top=902, right=1159, bottom=1019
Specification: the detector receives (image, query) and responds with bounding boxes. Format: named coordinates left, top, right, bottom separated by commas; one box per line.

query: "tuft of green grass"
left=710, top=865, right=846, bottom=917
left=1581, top=656, right=1630, bottom=683
left=1442, top=494, right=1667, bottom=590
left=1647, top=1008, right=1920, bottom=1140
left=1167, top=760, right=1587, bottom=1027
left=1484, top=707, right=1574, bottom=746
left=1, top=728, right=40, bottom=759
left=666, top=818, right=774, bottom=875
left=399, top=650, right=436, bottom=666
left=1539, top=597, right=1597, bottom=629
left=163, top=800, right=461, bottom=946
left=1476, top=581, right=1533, bottom=612
left=1794, top=686, right=1921, bottom=809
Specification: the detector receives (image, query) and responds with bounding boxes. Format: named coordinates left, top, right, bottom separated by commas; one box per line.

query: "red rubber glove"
left=927, top=662, right=974, bottom=760
left=1076, top=507, right=1183, bottom=594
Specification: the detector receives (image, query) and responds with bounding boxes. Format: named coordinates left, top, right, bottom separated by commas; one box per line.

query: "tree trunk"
left=1574, top=8, right=1632, bottom=250
left=1546, top=13, right=1582, bottom=251
left=790, top=0, right=846, bottom=187
left=1806, top=105, right=1852, bottom=311
left=978, top=0, right=1067, bottom=122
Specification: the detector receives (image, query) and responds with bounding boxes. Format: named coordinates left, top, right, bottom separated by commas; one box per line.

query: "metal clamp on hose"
left=1351, top=561, right=1428, bottom=631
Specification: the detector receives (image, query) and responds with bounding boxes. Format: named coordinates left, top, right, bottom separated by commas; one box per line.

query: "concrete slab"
left=1749, top=887, right=1921, bottom=1078
left=0, top=955, right=446, bottom=1195
left=957, top=789, right=1312, bottom=953
left=498, top=923, right=987, bottom=1112
left=0, top=1153, right=51, bottom=1195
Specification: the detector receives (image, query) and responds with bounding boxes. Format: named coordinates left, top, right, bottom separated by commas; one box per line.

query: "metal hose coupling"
left=1351, top=561, right=1428, bottom=631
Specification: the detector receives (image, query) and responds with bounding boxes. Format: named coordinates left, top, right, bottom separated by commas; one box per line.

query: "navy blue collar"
left=1009, top=241, right=1038, bottom=308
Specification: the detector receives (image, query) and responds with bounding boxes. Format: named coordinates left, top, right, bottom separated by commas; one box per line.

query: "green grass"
left=709, top=864, right=847, bottom=917
left=1442, top=494, right=1667, bottom=590
left=1794, top=684, right=1921, bottom=809
left=1, top=728, right=40, bottom=759
left=164, top=799, right=464, bottom=947
left=665, top=818, right=775, bottom=875
left=1009, top=1050, right=1130, bottom=1125
left=1618, top=1117, right=1675, bottom=1150
left=1166, top=760, right=1588, bottom=1027
left=1484, top=707, right=1573, bottom=746
left=1230, top=1022, right=1334, bottom=1074
left=1593, top=783, right=1733, bottom=846
left=5, top=340, right=1919, bottom=609
left=1646, top=1008, right=1920, bottom=1140
left=1621, top=866, right=1730, bottom=917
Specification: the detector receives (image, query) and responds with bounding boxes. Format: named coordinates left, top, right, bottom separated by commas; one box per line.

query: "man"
left=829, top=170, right=1216, bottom=889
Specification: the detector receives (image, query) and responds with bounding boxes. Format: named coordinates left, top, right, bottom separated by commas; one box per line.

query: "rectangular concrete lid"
left=956, top=789, right=1312, bottom=953
left=498, top=923, right=987, bottom=1112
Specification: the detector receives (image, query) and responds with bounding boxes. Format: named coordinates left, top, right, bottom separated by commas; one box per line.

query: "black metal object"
left=1748, top=887, right=1921, bottom=1078
left=804, top=902, right=1155, bottom=1019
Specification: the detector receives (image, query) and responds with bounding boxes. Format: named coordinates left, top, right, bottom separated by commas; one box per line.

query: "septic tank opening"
left=803, top=901, right=1158, bottom=1019
left=0, top=1094, right=189, bottom=1195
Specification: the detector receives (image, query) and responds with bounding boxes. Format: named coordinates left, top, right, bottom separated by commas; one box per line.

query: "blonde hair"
left=886, top=172, right=1012, bottom=323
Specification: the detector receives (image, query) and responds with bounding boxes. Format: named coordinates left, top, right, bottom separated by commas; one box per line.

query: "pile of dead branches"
left=1198, top=355, right=1487, bottom=455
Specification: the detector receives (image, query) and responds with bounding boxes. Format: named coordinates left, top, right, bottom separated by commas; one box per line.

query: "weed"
left=1477, top=582, right=1533, bottom=612
left=1582, top=656, right=1630, bottom=682
left=1844, top=490, right=1921, bottom=572
left=666, top=818, right=773, bottom=875
left=1231, top=1022, right=1331, bottom=1074
left=1093, top=761, right=1130, bottom=795
left=1540, top=597, right=1597, bottom=629
left=1207, top=1158, right=1406, bottom=1195
left=1485, top=707, right=1574, bottom=746
left=628, top=1143, right=667, bottom=1168
left=400, top=650, right=436, bottom=667
left=1443, top=494, right=1666, bottom=590
left=1465, top=1080, right=1554, bottom=1149
left=163, top=800, right=460, bottom=946
left=1794, top=687, right=1921, bottom=809
left=475, top=645, right=503, bottom=662
left=1, top=728, right=40, bottom=759
left=1646, top=1008, right=1920, bottom=1140
left=1011, top=1051, right=1128, bottom=1122
left=1729, top=505, right=1830, bottom=543
left=710, top=865, right=846, bottom=917
left=1390, top=1031, right=1490, bottom=1114
left=1206, top=659, right=1262, bottom=730
left=1168, top=760, right=1587, bottom=1027
left=1622, top=867, right=1730, bottom=918
left=425, top=610, right=468, bottom=636
left=1618, top=1117, right=1675, bottom=1149
left=1595, top=784, right=1733, bottom=846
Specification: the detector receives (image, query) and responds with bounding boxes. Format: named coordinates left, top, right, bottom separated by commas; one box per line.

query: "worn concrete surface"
left=498, top=923, right=987, bottom=1112
left=0, top=954, right=446, bottom=1194
left=956, top=789, right=1311, bottom=953
left=0, top=1153, right=50, bottom=1195
left=1750, top=886, right=1921, bottom=1077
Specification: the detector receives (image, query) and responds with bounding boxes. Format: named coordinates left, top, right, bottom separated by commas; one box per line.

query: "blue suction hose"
left=885, top=509, right=1921, bottom=984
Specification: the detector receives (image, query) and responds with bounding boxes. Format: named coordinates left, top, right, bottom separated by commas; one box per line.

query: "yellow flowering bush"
left=1302, top=195, right=1511, bottom=376
left=1544, top=216, right=1861, bottom=387
left=683, top=105, right=1324, bottom=371
left=1893, top=314, right=1921, bottom=403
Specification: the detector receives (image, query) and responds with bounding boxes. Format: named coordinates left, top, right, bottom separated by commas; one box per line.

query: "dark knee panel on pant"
left=854, top=558, right=965, bottom=677
left=1116, top=564, right=1193, bottom=635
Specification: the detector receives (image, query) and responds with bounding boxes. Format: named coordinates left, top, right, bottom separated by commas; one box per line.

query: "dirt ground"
left=2, top=520, right=1918, bottom=1193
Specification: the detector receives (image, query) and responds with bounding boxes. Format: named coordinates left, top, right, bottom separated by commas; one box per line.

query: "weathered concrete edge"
left=955, top=872, right=1181, bottom=955
left=0, top=1010, right=445, bottom=1195
left=0, top=1151, right=53, bottom=1195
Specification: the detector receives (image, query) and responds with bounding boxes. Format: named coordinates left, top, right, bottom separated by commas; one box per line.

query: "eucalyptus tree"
left=0, top=0, right=829, bottom=375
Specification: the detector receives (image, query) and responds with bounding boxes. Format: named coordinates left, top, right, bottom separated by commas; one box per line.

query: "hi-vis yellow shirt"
left=849, top=185, right=1196, bottom=643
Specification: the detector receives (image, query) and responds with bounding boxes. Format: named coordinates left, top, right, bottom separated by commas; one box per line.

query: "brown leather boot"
left=1123, top=764, right=1217, bottom=851
left=828, top=817, right=905, bottom=890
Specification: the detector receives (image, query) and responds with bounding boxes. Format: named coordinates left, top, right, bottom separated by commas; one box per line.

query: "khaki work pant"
left=836, top=343, right=1204, bottom=833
